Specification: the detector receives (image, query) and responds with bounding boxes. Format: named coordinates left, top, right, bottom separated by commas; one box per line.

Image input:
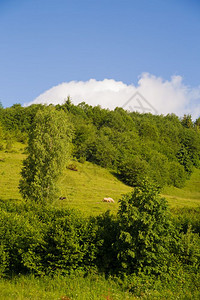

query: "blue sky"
left=0, top=0, right=200, bottom=117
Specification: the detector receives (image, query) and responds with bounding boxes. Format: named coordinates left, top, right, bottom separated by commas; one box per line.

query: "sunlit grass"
left=56, top=160, right=132, bottom=216
left=0, top=142, right=200, bottom=215
left=0, top=273, right=135, bottom=300
left=0, top=142, right=26, bottom=202
left=0, top=272, right=199, bottom=300
left=162, top=168, right=200, bottom=208
left=0, top=144, right=132, bottom=216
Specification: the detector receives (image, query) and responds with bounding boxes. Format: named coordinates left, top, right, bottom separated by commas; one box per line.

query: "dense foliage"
left=19, top=106, right=72, bottom=204
left=1, top=101, right=200, bottom=188
left=0, top=180, right=199, bottom=280
left=116, top=180, right=178, bottom=275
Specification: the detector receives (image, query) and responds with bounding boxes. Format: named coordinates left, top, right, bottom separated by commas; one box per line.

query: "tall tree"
left=19, top=106, right=72, bottom=204
left=117, top=179, right=177, bottom=275
left=181, top=114, right=193, bottom=129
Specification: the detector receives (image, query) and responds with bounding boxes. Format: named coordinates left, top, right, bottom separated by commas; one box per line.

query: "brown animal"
left=102, top=197, right=115, bottom=203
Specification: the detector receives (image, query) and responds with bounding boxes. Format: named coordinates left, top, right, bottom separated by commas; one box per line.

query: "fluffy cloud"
left=26, top=73, right=200, bottom=119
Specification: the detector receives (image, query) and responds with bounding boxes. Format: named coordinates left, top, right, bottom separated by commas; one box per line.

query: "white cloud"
left=26, top=74, right=200, bottom=119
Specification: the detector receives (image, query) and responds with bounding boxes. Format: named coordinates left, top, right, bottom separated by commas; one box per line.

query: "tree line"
left=1, top=100, right=200, bottom=190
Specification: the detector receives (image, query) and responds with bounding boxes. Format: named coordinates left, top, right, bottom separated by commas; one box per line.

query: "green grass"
left=0, top=142, right=25, bottom=202
left=0, top=142, right=200, bottom=216
left=56, top=161, right=132, bottom=215
left=0, top=271, right=199, bottom=300
left=162, top=168, right=200, bottom=208
left=0, top=143, right=132, bottom=216
left=0, top=273, right=134, bottom=300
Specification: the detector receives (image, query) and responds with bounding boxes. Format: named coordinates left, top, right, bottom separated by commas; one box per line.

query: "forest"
left=0, top=101, right=200, bottom=299
left=1, top=99, right=200, bottom=188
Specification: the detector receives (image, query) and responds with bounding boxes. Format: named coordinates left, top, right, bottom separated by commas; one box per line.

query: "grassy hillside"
left=0, top=142, right=200, bottom=215
left=57, top=161, right=132, bottom=215
left=163, top=168, right=200, bottom=208
left=0, top=142, right=25, bottom=202
left=0, top=143, right=132, bottom=215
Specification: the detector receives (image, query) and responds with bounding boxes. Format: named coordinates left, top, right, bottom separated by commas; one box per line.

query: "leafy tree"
left=176, top=146, right=193, bottom=175
left=168, top=161, right=186, bottom=188
left=117, top=179, right=178, bottom=275
left=181, top=114, right=193, bottom=129
left=118, top=155, right=149, bottom=187
left=72, top=121, right=97, bottom=161
left=138, top=119, right=159, bottom=140
left=94, top=128, right=118, bottom=168
left=143, top=150, right=170, bottom=187
left=195, top=117, right=200, bottom=131
left=180, top=128, right=200, bottom=167
left=179, top=225, right=200, bottom=267
left=19, top=106, right=72, bottom=204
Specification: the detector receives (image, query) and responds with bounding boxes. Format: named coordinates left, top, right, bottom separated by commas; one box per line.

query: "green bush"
left=0, top=202, right=99, bottom=276
left=118, top=156, right=150, bottom=187
left=43, top=210, right=98, bottom=274
left=95, top=211, right=119, bottom=275
left=168, top=161, right=186, bottom=188
left=116, top=179, right=178, bottom=275
left=178, top=225, right=200, bottom=268
left=0, top=207, right=45, bottom=276
left=0, top=194, right=199, bottom=281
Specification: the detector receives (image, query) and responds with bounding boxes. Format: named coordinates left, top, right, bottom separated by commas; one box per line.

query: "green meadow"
left=0, top=143, right=200, bottom=215
left=0, top=142, right=200, bottom=216
left=163, top=167, right=200, bottom=208
left=0, top=271, right=200, bottom=300
left=0, top=144, right=131, bottom=216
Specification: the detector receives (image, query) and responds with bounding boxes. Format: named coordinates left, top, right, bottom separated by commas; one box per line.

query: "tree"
left=195, top=117, right=200, bottom=130
left=176, top=145, right=193, bottom=176
left=181, top=114, right=193, bottom=129
left=118, top=155, right=149, bottom=187
left=117, top=179, right=177, bottom=275
left=19, top=106, right=72, bottom=204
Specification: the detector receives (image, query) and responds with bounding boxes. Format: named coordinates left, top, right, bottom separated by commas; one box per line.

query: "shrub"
left=67, top=163, right=78, bottom=171
left=116, top=179, right=178, bottom=275
left=178, top=225, right=200, bottom=268
left=118, top=156, right=150, bottom=187
left=95, top=211, right=120, bottom=275
left=0, top=207, right=46, bottom=276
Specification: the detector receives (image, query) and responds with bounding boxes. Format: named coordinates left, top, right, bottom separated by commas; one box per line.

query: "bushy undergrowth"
left=171, top=206, right=200, bottom=234
left=0, top=180, right=199, bottom=285
left=0, top=201, right=99, bottom=276
left=0, top=270, right=200, bottom=299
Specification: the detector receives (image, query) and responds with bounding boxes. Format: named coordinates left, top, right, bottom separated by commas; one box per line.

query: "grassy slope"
left=0, top=142, right=25, bottom=202
left=0, top=273, right=135, bottom=300
left=57, top=161, right=132, bottom=215
left=162, top=168, right=200, bottom=208
left=0, top=144, right=132, bottom=216
left=0, top=142, right=200, bottom=216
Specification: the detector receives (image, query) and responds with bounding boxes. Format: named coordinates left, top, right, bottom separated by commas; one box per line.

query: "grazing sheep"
left=102, top=197, right=115, bottom=203
left=59, top=196, right=66, bottom=200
